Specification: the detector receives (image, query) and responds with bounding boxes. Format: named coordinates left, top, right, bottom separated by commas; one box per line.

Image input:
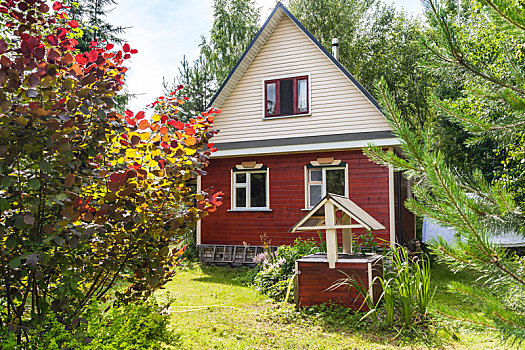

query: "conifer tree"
left=64, top=0, right=126, bottom=52
left=365, top=0, right=525, bottom=343
left=164, top=55, right=215, bottom=118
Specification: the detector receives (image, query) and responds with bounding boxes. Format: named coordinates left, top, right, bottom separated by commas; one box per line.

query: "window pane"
left=310, top=169, right=322, bottom=182
left=235, top=173, right=246, bottom=183
left=236, top=187, right=246, bottom=207
left=298, top=79, right=307, bottom=113
left=280, top=79, right=293, bottom=115
left=326, top=169, right=346, bottom=196
left=266, top=83, right=276, bottom=115
left=250, top=172, right=266, bottom=207
left=309, top=184, right=322, bottom=207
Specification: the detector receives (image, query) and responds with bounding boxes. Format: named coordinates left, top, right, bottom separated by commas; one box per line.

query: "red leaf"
left=138, top=120, right=150, bottom=130
left=130, top=49, right=138, bottom=54
left=159, top=126, right=168, bottom=135
left=52, top=2, right=63, bottom=11
left=185, top=127, right=195, bottom=136
left=172, top=121, right=184, bottom=130
left=87, top=50, right=98, bottom=63
left=28, top=73, right=40, bottom=87
left=207, top=116, right=215, bottom=123
left=38, top=3, right=50, bottom=13
left=57, top=28, right=68, bottom=39
left=123, top=43, right=130, bottom=52
left=161, top=114, right=168, bottom=123
left=135, top=111, right=145, bottom=120
left=105, top=43, right=114, bottom=50
left=68, top=20, right=79, bottom=28
left=46, top=35, right=58, bottom=46
left=0, top=39, right=7, bottom=54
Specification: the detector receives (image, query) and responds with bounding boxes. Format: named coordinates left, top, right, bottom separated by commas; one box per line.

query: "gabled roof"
left=290, top=193, right=386, bottom=233
left=208, top=2, right=382, bottom=112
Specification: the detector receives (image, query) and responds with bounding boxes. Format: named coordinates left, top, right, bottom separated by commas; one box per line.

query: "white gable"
left=210, top=5, right=396, bottom=156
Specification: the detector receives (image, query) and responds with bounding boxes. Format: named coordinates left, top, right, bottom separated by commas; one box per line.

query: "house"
left=197, top=3, right=415, bottom=263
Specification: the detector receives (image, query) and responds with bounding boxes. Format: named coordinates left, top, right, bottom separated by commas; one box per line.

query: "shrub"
left=0, top=300, right=178, bottom=350
left=84, top=300, right=179, bottom=349
left=253, top=238, right=320, bottom=301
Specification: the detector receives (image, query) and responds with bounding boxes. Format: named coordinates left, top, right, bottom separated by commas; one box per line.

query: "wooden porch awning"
left=290, top=193, right=385, bottom=233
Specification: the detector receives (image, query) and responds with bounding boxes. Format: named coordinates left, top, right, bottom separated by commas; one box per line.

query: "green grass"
left=156, top=263, right=507, bottom=349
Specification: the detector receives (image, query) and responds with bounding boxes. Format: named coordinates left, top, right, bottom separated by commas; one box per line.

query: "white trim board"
left=212, top=138, right=400, bottom=158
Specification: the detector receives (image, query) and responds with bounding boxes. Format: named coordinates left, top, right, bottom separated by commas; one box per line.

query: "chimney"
left=332, top=38, right=339, bottom=60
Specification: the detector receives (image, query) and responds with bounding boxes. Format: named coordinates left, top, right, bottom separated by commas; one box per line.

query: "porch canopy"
left=290, top=193, right=385, bottom=268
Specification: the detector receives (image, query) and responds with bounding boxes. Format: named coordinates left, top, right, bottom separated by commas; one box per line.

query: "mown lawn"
left=156, top=263, right=507, bottom=349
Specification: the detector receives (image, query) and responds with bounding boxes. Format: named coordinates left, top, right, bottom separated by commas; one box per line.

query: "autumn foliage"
left=0, top=0, right=221, bottom=341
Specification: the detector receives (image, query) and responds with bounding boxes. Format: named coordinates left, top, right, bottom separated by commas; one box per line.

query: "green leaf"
left=9, top=257, right=21, bottom=269
left=5, top=235, right=16, bottom=249
left=1, top=176, right=13, bottom=188
left=55, top=193, right=67, bottom=202
left=29, top=178, right=40, bottom=190
left=39, top=161, right=52, bottom=173
left=0, top=198, right=9, bottom=211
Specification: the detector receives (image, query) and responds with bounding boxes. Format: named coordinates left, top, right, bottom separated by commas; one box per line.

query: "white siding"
left=212, top=15, right=391, bottom=144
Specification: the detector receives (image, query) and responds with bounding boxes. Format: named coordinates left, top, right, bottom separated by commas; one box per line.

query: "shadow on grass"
left=189, top=264, right=256, bottom=287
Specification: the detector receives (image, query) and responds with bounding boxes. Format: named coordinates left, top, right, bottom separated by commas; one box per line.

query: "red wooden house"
left=198, top=3, right=415, bottom=263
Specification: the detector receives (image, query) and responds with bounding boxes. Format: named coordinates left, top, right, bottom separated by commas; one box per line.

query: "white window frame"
left=306, top=166, right=348, bottom=209
left=231, top=169, right=270, bottom=210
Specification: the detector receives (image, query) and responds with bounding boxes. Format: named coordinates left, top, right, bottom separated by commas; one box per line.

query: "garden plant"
left=0, top=0, right=221, bottom=346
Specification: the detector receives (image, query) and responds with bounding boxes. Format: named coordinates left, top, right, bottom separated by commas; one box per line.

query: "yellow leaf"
left=140, top=132, right=151, bottom=140
left=151, top=134, right=161, bottom=143
left=151, top=149, right=161, bottom=157
left=126, top=149, right=136, bottom=158
left=148, top=159, right=157, bottom=168
left=152, top=114, right=161, bottom=122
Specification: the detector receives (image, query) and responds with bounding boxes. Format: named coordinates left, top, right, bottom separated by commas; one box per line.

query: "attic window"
left=265, top=76, right=309, bottom=118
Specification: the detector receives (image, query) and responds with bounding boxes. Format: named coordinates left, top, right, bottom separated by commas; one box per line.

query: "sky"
left=106, top=0, right=424, bottom=113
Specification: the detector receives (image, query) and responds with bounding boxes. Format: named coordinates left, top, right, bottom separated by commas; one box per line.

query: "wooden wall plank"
left=201, top=149, right=391, bottom=246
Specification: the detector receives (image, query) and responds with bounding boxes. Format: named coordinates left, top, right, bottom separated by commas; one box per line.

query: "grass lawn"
left=156, top=263, right=507, bottom=349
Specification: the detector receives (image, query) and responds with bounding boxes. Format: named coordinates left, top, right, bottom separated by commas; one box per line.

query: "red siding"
left=201, top=150, right=391, bottom=246
left=296, top=257, right=383, bottom=309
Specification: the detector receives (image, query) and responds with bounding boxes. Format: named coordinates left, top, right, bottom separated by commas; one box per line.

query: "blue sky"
left=107, top=0, right=424, bottom=113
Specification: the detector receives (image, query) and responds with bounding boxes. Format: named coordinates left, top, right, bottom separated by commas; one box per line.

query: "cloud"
left=106, top=0, right=213, bottom=112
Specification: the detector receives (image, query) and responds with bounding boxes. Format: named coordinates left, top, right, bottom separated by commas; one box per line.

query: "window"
left=307, top=167, right=347, bottom=208
left=265, top=76, right=309, bottom=117
left=233, top=169, right=269, bottom=209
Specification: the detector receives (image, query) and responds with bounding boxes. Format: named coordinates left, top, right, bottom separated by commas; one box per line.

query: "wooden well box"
left=295, top=253, right=383, bottom=310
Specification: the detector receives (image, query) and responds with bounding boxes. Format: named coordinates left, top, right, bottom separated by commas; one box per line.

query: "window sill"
left=263, top=113, right=311, bottom=120
left=301, top=208, right=313, bottom=211
left=228, top=209, right=273, bottom=212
